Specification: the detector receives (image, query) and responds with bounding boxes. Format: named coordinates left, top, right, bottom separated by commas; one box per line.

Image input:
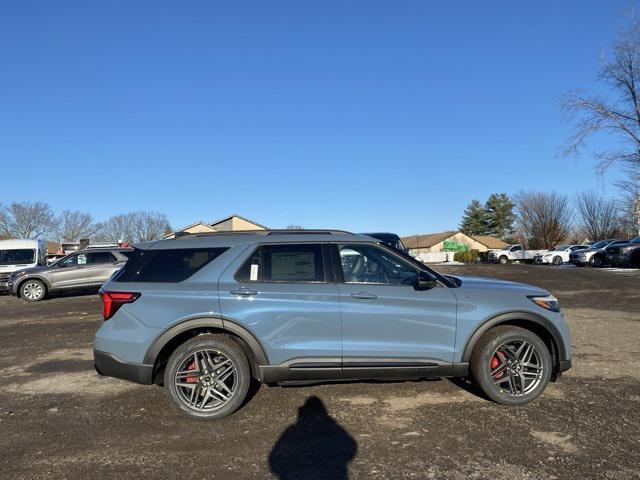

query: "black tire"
left=164, top=334, right=251, bottom=420
left=552, top=256, right=562, bottom=266
left=19, top=279, right=47, bottom=302
left=630, top=252, right=640, bottom=268
left=591, top=255, right=603, bottom=267
left=499, top=256, right=508, bottom=264
left=470, top=326, right=552, bottom=406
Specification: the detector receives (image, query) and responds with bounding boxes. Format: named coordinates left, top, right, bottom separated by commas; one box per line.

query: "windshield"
left=591, top=240, right=608, bottom=249
left=0, top=249, right=36, bottom=265
left=632, top=236, right=640, bottom=243
left=550, top=245, right=569, bottom=251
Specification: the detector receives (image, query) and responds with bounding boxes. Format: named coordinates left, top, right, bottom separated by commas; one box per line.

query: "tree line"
left=0, top=201, right=172, bottom=244
left=460, top=190, right=638, bottom=249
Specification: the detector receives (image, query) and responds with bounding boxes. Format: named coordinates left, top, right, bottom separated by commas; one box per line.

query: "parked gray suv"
left=94, top=230, right=572, bottom=420
left=8, top=248, right=131, bottom=302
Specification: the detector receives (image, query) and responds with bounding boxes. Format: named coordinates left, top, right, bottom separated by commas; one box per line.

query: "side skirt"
left=259, top=361, right=469, bottom=384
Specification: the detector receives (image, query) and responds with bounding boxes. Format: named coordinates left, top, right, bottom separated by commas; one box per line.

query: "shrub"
left=454, top=250, right=480, bottom=263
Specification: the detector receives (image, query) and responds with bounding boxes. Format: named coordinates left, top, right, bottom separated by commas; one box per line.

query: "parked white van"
left=0, top=239, right=47, bottom=292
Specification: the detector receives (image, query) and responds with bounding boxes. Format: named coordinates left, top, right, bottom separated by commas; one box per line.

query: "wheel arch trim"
left=460, top=311, right=567, bottom=364
left=143, top=316, right=269, bottom=367
left=16, top=275, right=51, bottom=294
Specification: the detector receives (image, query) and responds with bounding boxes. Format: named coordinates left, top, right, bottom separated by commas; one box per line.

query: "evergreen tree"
left=485, top=193, right=515, bottom=240
left=459, top=199, right=489, bottom=235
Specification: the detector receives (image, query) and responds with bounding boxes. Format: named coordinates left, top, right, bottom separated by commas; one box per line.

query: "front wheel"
left=20, top=280, right=47, bottom=302
left=164, top=334, right=251, bottom=420
left=499, top=256, right=508, bottom=264
left=470, top=326, right=552, bottom=405
left=591, top=255, right=603, bottom=267
left=552, top=256, right=563, bottom=265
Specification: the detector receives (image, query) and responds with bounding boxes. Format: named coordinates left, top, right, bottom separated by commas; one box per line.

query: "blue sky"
left=0, top=1, right=633, bottom=235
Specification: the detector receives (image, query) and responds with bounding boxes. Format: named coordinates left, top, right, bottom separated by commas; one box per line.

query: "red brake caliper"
left=491, top=352, right=504, bottom=379
left=185, top=361, right=197, bottom=383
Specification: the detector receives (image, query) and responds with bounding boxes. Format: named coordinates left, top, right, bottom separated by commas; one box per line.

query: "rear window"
left=116, top=247, right=228, bottom=283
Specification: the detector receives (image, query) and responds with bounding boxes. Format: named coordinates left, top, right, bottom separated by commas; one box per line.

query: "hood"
left=450, top=275, right=548, bottom=295
left=9, top=265, right=50, bottom=276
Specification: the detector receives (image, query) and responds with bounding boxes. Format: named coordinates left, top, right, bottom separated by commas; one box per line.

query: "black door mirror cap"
left=414, top=272, right=438, bottom=290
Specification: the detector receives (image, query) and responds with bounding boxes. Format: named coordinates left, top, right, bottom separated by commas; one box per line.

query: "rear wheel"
left=470, top=326, right=552, bottom=405
left=20, top=280, right=46, bottom=302
left=164, top=334, right=251, bottom=420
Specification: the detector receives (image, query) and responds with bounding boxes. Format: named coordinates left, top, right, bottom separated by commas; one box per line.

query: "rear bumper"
left=94, top=349, right=153, bottom=385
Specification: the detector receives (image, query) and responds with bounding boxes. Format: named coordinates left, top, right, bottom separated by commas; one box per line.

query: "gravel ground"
left=0, top=264, right=639, bottom=480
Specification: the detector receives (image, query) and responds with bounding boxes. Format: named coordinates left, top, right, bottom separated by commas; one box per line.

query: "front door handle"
left=351, top=292, right=377, bottom=300
left=230, top=287, right=258, bottom=297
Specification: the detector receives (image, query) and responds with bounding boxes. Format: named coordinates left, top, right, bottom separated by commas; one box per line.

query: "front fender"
left=460, top=311, right=568, bottom=365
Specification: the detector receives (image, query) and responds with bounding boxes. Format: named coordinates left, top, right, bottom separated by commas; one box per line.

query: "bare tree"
left=562, top=14, right=640, bottom=172
left=286, top=224, right=304, bottom=230
left=129, top=211, right=171, bottom=242
left=615, top=164, right=640, bottom=235
left=574, top=191, right=622, bottom=241
left=95, top=214, right=132, bottom=244
left=0, top=201, right=57, bottom=239
left=57, top=210, right=98, bottom=242
left=515, top=192, right=574, bottom=249
left=96, top=211, right=171, bottom=243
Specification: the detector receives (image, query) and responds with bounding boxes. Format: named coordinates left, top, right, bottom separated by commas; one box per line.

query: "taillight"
left=100, top=291, right=140, bottom=320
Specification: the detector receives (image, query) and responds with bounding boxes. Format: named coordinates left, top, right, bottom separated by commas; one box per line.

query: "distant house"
left=401, top=231, right=508, bottom=254
left=164, top=214, right=267, bottom=239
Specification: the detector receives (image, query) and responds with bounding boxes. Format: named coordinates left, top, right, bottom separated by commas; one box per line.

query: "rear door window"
left=116, top=248, right=228, bottom=282
left=86, top=252, right=117, bottom=264
left=236, top=244, right=325, bottom=283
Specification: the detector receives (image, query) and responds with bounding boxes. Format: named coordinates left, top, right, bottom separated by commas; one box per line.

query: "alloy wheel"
left=489, top=340, right=544, bottom=396
left=23, top=282, right=44, bottom=300
left=173, top=349, right=238, bottom=412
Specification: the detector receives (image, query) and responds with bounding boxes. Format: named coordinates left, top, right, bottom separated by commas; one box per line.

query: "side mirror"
left=414, top=271, right=437, bottom=291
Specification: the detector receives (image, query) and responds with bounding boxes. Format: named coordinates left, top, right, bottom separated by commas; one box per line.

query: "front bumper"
left=94, top=349, right=153, bottom=385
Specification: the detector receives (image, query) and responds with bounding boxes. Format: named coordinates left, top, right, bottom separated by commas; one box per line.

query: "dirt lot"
left=1, top=264, right=639, bottom=480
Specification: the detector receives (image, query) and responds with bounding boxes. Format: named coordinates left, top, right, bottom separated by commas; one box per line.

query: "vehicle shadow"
left=269, top=396, right=357, bottom=480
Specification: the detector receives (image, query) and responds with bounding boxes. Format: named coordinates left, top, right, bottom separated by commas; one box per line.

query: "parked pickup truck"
left=487, top=245, right=547, bottom=264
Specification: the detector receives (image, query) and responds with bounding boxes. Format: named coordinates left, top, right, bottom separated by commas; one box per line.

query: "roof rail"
left=173, top=229, right=353, bottom=239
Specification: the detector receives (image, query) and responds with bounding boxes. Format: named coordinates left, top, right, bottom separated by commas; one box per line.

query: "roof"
left=143, top=230, right=368, bottom=250
left=401, top=231, right=458, bottom=250
left=470, top=235, right=509, bottom=249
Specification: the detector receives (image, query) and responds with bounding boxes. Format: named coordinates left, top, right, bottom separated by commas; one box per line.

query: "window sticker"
left=250, top=264, right=259, bottom=281
left=270, top=252, right=315, bottom=281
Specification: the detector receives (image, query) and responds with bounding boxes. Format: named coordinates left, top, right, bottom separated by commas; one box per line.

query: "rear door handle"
left=230, top=287, right=258, bottom=296
left=351, top=292, right=377, bottom=300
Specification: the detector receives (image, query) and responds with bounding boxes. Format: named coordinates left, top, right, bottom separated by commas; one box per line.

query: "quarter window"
left=116, top=248, right=228, bottom=283
left=337, top=244, right=418, bottom=285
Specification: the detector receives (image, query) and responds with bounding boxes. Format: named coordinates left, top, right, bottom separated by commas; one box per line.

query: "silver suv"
left=93, top=230, right=572, bottom=420
left=8, top=248, right=131, bottom=302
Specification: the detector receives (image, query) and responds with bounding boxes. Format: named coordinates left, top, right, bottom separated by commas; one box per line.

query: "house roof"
left=209, top=213, right=268, bottom=230
left=471, top=235, right=509, bottom=249
left=165, top=214, right=268, bottom=238
left=401, top=231, right=458, bottom=250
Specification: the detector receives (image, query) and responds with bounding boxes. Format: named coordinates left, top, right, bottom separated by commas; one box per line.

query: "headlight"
left=529, top=295, right=560, bottom=312
left=621, top=246, right=634, bottom=254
